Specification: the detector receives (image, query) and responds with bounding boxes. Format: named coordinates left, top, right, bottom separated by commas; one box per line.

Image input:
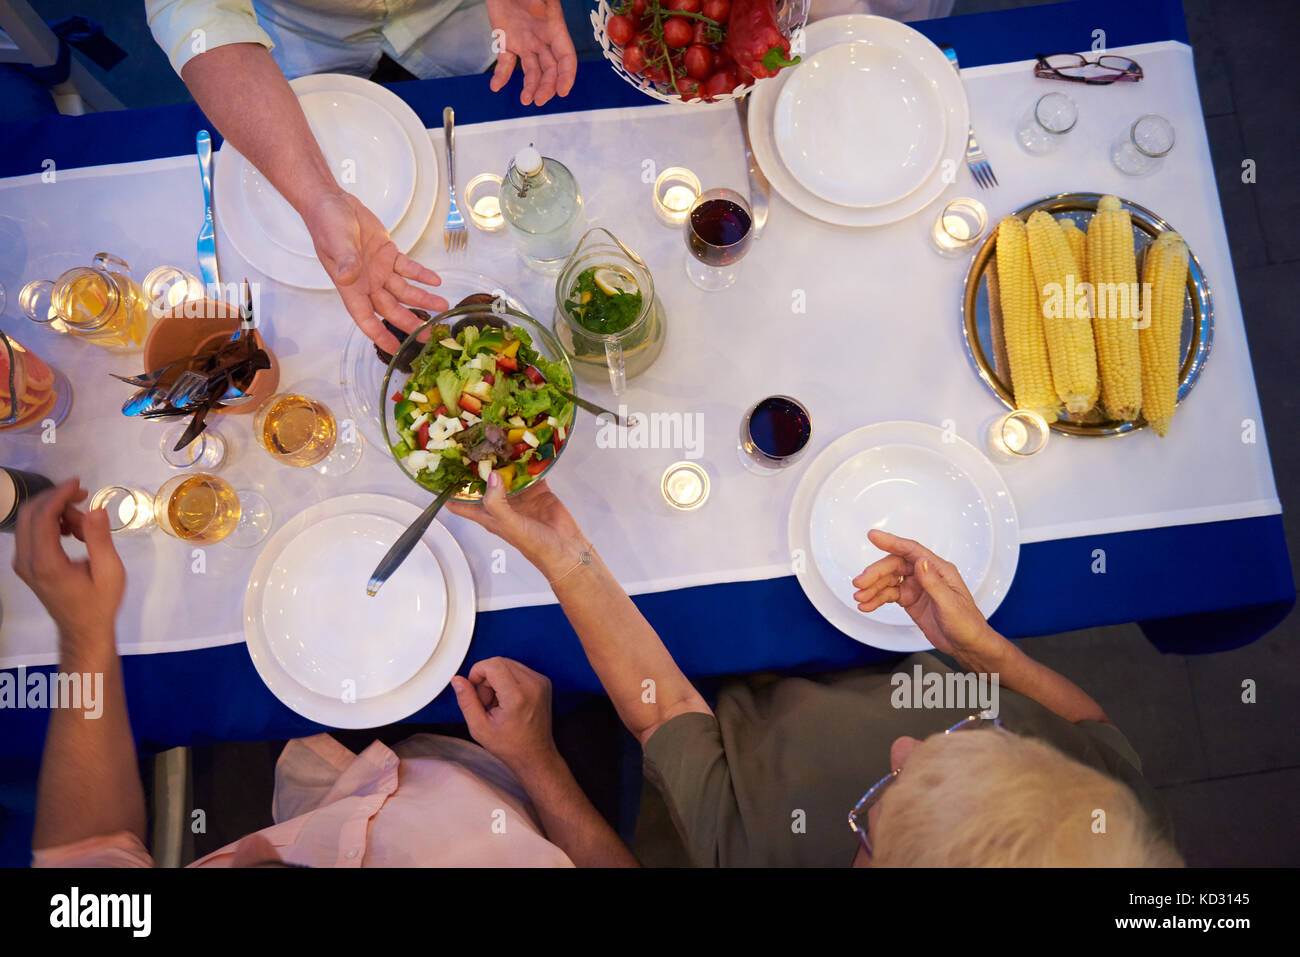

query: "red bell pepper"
left=510, top=442, right=529, bottom=460
left=496, top=355, right=519, bottom=372
left=525, top=459, right=550, bottom=476
left=391, top=390, right=404, bottom=402
left=726, top=0, right=799, bottom=79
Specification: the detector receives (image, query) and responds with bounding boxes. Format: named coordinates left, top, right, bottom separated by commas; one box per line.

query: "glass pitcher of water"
left=18, top=252, right=152, bottom=350
left=552, top=228, right=666, bottom=396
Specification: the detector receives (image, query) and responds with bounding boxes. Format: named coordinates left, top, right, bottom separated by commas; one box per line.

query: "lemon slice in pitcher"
left=593, top=268, right=639, bottom=297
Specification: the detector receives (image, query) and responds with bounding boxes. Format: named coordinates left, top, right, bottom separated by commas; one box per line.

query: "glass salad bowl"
left=380, top=301, right=578, bottom=503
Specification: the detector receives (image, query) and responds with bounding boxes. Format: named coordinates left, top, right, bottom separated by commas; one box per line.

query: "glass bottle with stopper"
left=500, top=145, right=587, bottom=274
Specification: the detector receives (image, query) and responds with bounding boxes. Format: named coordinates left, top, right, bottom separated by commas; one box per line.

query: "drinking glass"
left=684, top=188, right=754, bottom=291
left=1016, top=92, right=1078, bottom=154
left=738, top=395, right=812, bottom=475
left=160, top=422, right=227, bottom=470
left=1111, top=114, right=1175, bottom=175
left=254, top=392, right=362, bottom=475
left=153, top=473, right=271, bottom=548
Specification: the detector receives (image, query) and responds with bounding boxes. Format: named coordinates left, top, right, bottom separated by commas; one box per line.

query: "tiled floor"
left=9, top=0, right=1298, bottom=866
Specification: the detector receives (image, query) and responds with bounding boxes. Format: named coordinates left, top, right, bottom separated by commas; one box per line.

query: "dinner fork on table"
left=941, top=46, right=999, bottom=190
left=442, top=106, right=467, bottom=251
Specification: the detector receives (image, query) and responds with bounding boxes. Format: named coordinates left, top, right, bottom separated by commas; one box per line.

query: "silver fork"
left=442, top=106, right=466, bottom=251
left=166, top=370, right=210, bottom=408
left=942, top=46, right=998, bottom=190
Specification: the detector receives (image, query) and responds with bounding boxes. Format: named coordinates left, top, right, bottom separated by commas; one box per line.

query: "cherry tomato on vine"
left=607, top=13, right=635, bottom=45
left=702, top=0, right=730, bottom=21
left=663, top=17, right=693, bottom=48
left=684, top=44, right=713, bottom=80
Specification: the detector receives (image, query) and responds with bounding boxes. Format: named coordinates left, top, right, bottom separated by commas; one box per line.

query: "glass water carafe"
left=553, top=227, right=666, bottom=396
left=19, top=252, right=151, bottom=350
left=501, top=147, right=587, bottom=274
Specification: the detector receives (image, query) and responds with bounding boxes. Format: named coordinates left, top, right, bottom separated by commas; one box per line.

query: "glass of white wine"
left=153, top=473, right=271, bottom=548
left=254, top=392, right=362, bottom=475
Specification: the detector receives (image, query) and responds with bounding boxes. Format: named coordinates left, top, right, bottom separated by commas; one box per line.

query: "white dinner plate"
left=810, top=443, right=994, bottom=626
left=789, top=422, right=1018, bottom=652
left=241, top=88, right=416, bottom=259
left=244, top=494, right=475, bottom=727
left=259, top=513, right=445, bottom=699
left=749, top=15, right=968, bottom=228
left=774, top=41, right=945, bottom=208
left=340, top=268, right=532, bottom=448
left=215, top=73, right=438, bottom=290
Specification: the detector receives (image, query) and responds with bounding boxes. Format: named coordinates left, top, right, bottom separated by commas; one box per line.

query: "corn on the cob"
left=1026, top=210, right=1098, bottom=414
left=985, top=251, right=1011, bottom=381
left=994, top=216, right=1060, bottom=418
left=1059, top=217, right=1099, bottom=410
left=1060, top=218, right=1087, bottom=278
left=1139, top=232, right=1189, bottom=437
left=1086, top=195, right=1142, bottom=421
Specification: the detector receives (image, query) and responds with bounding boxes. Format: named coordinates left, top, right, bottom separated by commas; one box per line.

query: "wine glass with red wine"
left=739, top=395, right=812, bottom=475
left=685, top=188, right=754, bottom=291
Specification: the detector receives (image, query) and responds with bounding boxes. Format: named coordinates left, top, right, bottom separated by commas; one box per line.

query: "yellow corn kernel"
left=995, top=216, right=1060, bottom=418
left=1026, top=210, right=1098, bottom=414
left=1139, top=232, right=1189, bottom=437
left=1086, top=195, right=1143, bottom=421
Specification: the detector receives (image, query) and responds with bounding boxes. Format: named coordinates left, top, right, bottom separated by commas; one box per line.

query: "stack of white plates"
left=788, top=422, right=1019, bottom=652
left=244, top=494, right=475, bottom=727
left=749, top=15, right=969, bottom=228
left=215, top=74, right=439, bottom=290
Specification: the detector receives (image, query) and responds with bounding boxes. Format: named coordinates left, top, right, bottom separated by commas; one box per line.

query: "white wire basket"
left=590, top=0, right=809, bottom=104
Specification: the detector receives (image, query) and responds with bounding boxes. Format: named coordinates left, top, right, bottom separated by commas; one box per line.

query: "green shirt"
left=642, top=653, right=1171, bottom=867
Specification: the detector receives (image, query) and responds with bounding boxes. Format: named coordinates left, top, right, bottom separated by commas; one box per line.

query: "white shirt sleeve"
left=144, top=0, right=275, bottom=76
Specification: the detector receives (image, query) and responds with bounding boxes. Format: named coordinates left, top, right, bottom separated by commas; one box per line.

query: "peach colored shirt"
left=33, top=733, right=573, bottom=868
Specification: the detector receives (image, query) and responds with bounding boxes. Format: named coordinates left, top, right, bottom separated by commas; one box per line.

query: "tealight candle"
left=930, top=197, right=987, bottom=257
left=661, top=461, right=710, bottom=511
left=653, top=167, right=702, bottom=227
left=466, top=173, right=505, bottom=231
left=987, top=409, right=1050, bottom=460
left=90, top=485, right=156, bottom=533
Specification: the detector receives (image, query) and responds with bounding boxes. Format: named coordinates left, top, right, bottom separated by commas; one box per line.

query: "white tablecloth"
left=0, top=40, right=1280, bottom=667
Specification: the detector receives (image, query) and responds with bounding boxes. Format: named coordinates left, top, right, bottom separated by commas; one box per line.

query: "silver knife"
left=735, top=95, right=771, bottom=240
left=196, top=130, right=220, bottom=292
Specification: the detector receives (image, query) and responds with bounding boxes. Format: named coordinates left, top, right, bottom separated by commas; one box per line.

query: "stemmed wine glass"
left=253, top=391, right=362, bottom=475
left=684, top=188, right=754, bottom=291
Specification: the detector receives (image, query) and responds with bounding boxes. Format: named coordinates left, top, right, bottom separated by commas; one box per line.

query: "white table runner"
left=0, top=40, right=1280, bottom=667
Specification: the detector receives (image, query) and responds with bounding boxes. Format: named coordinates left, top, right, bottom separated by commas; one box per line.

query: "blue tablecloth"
left=0, top=0, right=1292, bottom=771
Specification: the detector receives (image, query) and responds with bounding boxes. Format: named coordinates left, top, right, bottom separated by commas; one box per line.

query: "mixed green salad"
left=389, top=321, right=575, bottom=497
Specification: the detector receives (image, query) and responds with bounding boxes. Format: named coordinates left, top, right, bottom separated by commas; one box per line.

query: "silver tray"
left=961, top=192, right=1214, bottom=437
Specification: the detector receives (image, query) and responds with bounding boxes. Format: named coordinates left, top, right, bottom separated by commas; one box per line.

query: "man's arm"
left=448, top=476, right=712, bottom=747
left=451, top=657, right=638, bottom=867
left=175, top=43, right=447, bottom=350
left=12, top=481, right=143, bottom=849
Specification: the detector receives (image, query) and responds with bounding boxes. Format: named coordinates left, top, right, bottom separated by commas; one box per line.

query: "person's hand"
left=11, top=479, right=125, bottom=649
left=851, top=530, right=1004, bottom=668
left=302, top=189, right=449, bottom=353
left=485, top=0, right=578, bottom=106
left=446, top=475, right=586, bottom=581
left=451, top=657, right=559, bottom=774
